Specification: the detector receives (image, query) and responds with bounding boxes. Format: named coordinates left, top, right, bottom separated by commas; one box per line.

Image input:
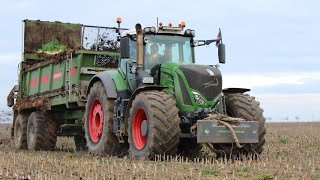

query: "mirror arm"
left=205, top=39, right=221, bottom=45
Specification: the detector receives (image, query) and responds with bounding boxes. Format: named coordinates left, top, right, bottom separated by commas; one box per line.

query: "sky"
left=0, top=0, right=319, bottom=121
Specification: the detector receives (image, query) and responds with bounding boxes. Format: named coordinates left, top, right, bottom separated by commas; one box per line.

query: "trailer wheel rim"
left=132, top=108, right=147, bottom=150
left=89, top=98, right=103, bottom=143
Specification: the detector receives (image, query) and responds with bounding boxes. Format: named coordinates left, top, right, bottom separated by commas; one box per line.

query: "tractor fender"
left=222, top=88, right=250, bottom=94
left=123, top=85, right=166, bottom=135
left=87, top=72, right=117, bottom=98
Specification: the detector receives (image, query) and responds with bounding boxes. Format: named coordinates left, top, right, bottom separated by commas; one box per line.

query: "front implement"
left=197, top=118, right=259, bottom=144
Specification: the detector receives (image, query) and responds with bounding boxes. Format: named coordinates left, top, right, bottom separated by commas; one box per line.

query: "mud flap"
left=197, top=120, right=259, bottom=144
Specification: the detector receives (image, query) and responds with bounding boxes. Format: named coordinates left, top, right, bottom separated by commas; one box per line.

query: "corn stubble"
left=0, top=122, right=319, bottom=179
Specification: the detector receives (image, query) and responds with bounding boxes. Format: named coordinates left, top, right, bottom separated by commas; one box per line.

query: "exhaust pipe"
left=135, top=23, right=143, bottom=68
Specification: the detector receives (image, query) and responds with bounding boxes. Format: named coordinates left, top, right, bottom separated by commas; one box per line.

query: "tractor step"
left=197, top=120, right=259, bottom=144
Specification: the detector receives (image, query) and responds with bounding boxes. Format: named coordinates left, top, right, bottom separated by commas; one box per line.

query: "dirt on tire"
left=14, top=112, right=29, bottom=150
left=128, top=91, right=181, bottom=160
left=212, top=93, right=266, bottom=158
left=27, top=112, right=58, bottom=151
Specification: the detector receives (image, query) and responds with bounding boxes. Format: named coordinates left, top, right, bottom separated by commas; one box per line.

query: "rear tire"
left=128, top=91, right=181, bottom=160
left=27, top=112, right=57, bottom=151
left=14, top=112, right=30, bottom=150
left=212, top=93, right=266, bottom=158
left=84, top=81, right=121, bottom=155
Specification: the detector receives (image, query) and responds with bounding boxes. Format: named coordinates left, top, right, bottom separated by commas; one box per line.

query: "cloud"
left=223, top=71, right=320, bottom=89
left=252, top=93, right=320, bottom=121
left=254, top=93, right=320, bottom=104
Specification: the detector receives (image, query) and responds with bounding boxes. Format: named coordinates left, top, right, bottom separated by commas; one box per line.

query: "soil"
left=0, top=122, right=319, bottom=179
left=0, top=124, right=13, bottom=149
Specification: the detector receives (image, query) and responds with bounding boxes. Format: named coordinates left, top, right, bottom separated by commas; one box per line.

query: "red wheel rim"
left=132, top=108, right=147, bottom=150
left=89, top=98, right=103, bottom=143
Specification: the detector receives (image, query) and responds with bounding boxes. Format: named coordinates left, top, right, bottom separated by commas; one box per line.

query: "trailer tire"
left=14, top=112, right=30, bottom=150
left=27, top=112, right=57, bottom=151
left=212, top=93, right=266, bottom=159
left=128, top=91, right=181, bottom=160
left=74, top=135, right=88, bottom=151
left=85, top=81, right=121, bottom=155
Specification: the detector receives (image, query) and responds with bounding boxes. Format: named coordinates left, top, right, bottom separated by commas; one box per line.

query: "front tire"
left=84, top=81, right=121, bottom=155
left=128, top=91, right=181, bottom=160
left=213, top=93, right=266, bottom=158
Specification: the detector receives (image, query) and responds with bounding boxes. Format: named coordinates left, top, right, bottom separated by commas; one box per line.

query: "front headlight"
left=192, top=91, right=205, bottom=105
left=190, top=30, right=195, bottom=36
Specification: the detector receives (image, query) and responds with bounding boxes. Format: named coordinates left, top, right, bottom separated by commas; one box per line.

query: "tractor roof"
left=121, top=25, right=194, bottom=37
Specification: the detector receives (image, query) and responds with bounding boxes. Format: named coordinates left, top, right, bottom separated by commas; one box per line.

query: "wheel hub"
left=141, top=120, right=148, bottom=137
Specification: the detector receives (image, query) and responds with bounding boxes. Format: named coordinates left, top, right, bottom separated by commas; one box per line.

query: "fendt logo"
left=201, top=78, right=219, bottom=89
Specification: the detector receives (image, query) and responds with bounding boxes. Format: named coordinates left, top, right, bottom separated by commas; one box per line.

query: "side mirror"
left=218, top=43, right=226, bottom=64
left=120, top=37, right=130, bottom=59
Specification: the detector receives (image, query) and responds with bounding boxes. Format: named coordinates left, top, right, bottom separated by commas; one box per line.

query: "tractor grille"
left=179, top=65, right=222, bottom=101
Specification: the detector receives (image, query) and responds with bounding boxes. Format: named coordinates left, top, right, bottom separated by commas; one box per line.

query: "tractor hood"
left=159, top=61, right=222, bottom=112
left=178, top=64, right=222, bottom=101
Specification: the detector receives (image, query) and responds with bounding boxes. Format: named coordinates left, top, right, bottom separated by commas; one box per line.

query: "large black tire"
left=27, top=112, right=58, bottom=150
left=14, top=112, right=30, bottom=150
left=74, top=135, right=88, bottom=151
left=128, top=91, right=181, bottom=160
left=178, top=138, right=203, bottom=159
left=84, top=81, right=121, bottom=155
left=212, top=93, right=266, bottom=158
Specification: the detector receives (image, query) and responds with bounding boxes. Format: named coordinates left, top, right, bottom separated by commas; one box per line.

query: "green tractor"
left=85, top=22, right=266, bottom=159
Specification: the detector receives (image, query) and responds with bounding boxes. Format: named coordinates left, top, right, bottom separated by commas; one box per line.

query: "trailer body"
left=11, top=20, right=126, bottom=136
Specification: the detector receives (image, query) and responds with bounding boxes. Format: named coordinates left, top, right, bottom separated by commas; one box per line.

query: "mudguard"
left=125, top=85, right=166, bottom=117
left=87, top=71, right=124, bottom=98
left=222, top=88, right=250, bottom=94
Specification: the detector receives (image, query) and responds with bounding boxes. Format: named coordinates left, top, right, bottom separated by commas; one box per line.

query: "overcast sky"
left=0, top=0, right=319, bottom=121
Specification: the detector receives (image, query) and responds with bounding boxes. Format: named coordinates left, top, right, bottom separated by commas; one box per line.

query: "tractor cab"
left=119, top=22, right=224, bottom=91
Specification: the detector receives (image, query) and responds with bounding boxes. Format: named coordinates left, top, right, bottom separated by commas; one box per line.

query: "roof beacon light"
left=181, top=21, right=186, bottom=27
left=116, top=17, right=122, bottom=23
left=159, top=22, right=163, bottom=26
left=168, top=23, right=172, bottom=27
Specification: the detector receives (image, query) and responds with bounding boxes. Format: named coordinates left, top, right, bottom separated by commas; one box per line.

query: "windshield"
left=144, top=35, right=193, bottom=71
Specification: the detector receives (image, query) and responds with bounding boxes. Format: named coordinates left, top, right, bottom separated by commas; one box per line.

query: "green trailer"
left=8, top=20, right=127, bottom=150
left=8, top=19, right=266, bottom=159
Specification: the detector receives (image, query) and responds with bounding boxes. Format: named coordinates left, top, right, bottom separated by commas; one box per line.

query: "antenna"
left=157, top=17, right=159, bottom=29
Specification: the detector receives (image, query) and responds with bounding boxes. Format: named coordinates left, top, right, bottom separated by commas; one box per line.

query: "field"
left=0, top=123, right=319, bottom=179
